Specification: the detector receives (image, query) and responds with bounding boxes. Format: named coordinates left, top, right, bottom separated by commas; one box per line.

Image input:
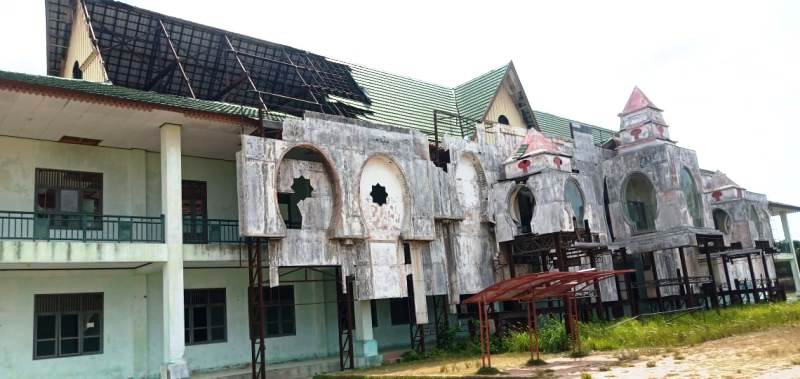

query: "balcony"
left=0, top=211, right=164, bottom=243
left=0, top=211, right=242, bottom=245
left=183, top=217, right=242, bottom=244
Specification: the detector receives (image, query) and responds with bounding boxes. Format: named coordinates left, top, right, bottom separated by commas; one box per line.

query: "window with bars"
left=34, top=293, right=103, bottom=359
left=35, top=168, right=103, bottom=229
left=184, top=289, right=227, bottom=345
left=261, top=286, right=295, bottom=338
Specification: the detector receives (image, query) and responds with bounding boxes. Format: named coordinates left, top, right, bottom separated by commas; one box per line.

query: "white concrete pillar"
left=160, top=123, right=189, bottom=378
left=352, top=300, right=380, bottom=367
left=780, top=213, right=800, bottom=296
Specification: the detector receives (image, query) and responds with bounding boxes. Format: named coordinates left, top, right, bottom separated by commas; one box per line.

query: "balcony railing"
left=183, top=217, right=242, bottom=244
left=0, top=211, right=164, bottom=243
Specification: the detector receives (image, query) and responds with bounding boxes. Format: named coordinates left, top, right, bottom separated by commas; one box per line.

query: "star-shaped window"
left=291, top=176, right=313, bottom=201
left=370, top=184, right=388, bottom=206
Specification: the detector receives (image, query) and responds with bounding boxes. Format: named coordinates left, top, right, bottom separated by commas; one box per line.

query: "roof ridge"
left=454, top=63, right=510, bottom=90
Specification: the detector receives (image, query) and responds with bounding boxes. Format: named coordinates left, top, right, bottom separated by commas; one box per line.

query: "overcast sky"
left=2, top=0, right=799, bottom=238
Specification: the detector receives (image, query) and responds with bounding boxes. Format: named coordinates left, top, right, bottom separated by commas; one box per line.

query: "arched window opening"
left=72, top=61, right=83, bottom=79
left=497, top=115, right=510, bottom=125
left=749, top=205, right=763, bottom=240
left=512, top=185, right=535, bottom=234
left=624, top=173, right=657, bottom=234
left=278, top=146, right=333, bottom=230
left=564, top=179, right=585, bottom=226
left=712, top=209, right=731, bottom=234
left=680, top=167, right=703, bottom=227
left=603, top=178, right=615, bottom=241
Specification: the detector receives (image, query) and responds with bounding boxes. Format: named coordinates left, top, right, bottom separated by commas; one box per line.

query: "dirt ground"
left=340, top=323, right=800, bottom=378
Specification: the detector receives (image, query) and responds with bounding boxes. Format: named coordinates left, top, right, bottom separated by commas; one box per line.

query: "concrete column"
left=353, top=300, right=381, bottom=367
left=780, top=213, right=800, bottom=296
left=160, top=124, right=189, bottom=378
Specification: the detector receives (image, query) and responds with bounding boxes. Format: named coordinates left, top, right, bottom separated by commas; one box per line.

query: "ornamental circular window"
left=623, top=172, right=657, bottom=233
left=564, top=179, right=585, bottom=224
left=712, top=209, right=731, bottom=234
left=680, top=167, right=703, bottom=227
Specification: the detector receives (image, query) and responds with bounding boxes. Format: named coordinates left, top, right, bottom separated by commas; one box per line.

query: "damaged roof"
left=44, top=0, right=615, bottom=144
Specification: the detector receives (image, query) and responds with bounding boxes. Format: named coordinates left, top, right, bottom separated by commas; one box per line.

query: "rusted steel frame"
left=478, top=299, right=486, bottom=367
left=224, top=34, right=268, bottom=111
left=678, top=247, right=695, bottom=307
left=280, top=47, right=322, bottom=108
left=704, top=249, right=720, bottom=312
left=157, top=19, right=196, bottom=98
left=483, top=295, right=492, bottom=367
left=648, top=251, right=664, bottom=312
left=335, top=268, right=354, bottom=370
left=746, top=254, right=759, bottom=303
left=759, top=250, right=773, bottom=299
left=246, top=238, right=267, bottom=379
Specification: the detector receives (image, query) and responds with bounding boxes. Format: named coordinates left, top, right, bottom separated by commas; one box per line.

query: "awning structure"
left=462, top=270, right=632, bottom=368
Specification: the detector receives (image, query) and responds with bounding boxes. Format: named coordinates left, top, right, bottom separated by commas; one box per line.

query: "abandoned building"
left=0, top=0, right=798, bottom=378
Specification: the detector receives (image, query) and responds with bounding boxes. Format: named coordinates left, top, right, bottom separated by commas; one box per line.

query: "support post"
left=760, top=250, right=773, bottom=300
left=746, top=254, right=759, bottom=303
left=704, top=249, right=720, bottom=312
left=678, top=247, right=695, bottom=307
left=780, top=213, right=800, bottom=296
left=159, top=124, right=189, bottom=379
left=353, top=300, right=380, bottom=367
left=649, top=251, right=663, bottom=312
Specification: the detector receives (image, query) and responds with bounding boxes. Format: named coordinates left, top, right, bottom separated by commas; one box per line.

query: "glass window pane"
left=60, top=190, right=80, bottom=213
left=192, top=307, right=207, bottom=328
left=83, top=337, right=100, bottom=353
left=283, top=321, right=295, bottom=335
left=209, top=289, right=225, bottom=304
left=210, top=306, right=225, bottom=327
left=36, top=341, right=56, bottom=357
left=192, top=328, right=207, bottom=343
left=61, top=338, right=79, bottom=354
left=60, top=314, right=79, bottom=338
left=36, top=189, right=57, bottom=211
left=36, top=315, right=56, bottom=339
left=266, top=322, right=279, bottom=336
left=211, top=327, right=225, bottom=341
left=624, top=174, right=656, bottom=233
left=281, top=306, right=293, bottom=320
left=265, top=307, right=279, bottom=320
left=83, top=313, right=100, bottom=336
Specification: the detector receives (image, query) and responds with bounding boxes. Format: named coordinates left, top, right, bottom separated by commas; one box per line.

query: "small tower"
left=617, top=87, right=671, bottom=146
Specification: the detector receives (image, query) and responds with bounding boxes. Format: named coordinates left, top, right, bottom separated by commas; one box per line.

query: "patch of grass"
left=646, top=360, right=657, bottom=368
left=475, top=366, right=502, bottom=375
left=582, top=302, right=800, bottom=351
left=526, top=358, right=548, bottom=366
left=673, top=353, right=686, bottom=360
left=580, top=373, right=593, bottom=379
left=598, top=366, right=611, bottom=371
left=791, top=358, right=800, bottom=365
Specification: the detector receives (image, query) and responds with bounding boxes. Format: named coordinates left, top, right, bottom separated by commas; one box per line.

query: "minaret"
left=617, top=87, right=671, bottom=146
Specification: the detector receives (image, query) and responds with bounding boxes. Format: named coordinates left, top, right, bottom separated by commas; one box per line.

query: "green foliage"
left=581, top=302, right=800, bottom=351
left=496, top=303, right=800, bottom=356
left=580, top=373, right=592, bottom=379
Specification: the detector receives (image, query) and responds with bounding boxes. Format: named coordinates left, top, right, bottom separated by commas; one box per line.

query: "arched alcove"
left=359, top=155, right=408, bottom=240
left=564, top=179, right=585, bottom=225
left=712, top=208, right=731, bottom=234
left=276, top=145, right=337, bottom=231
left=623, top=172, right=657, bottom=234
left=510, top=185, right=535, bottom=234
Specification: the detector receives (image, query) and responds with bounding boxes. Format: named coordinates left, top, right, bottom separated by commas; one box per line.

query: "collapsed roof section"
left=45, top=0, right=615, bottom=143
left=45, top=0, right=371, bottom=119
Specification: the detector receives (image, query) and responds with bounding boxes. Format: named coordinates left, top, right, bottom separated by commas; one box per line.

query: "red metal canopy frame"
left=462, top=270, right=632, bottom=368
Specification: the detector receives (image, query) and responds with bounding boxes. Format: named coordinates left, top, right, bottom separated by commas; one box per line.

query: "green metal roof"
left=346, top=63, right=615, bottom=145
left=534, top=110, right=615, bottom=145
left=453, top=65, right=509, bottom=122
left=0, top=69, right=263, bottom=121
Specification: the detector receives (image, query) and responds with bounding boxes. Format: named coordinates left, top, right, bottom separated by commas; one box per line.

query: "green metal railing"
left=0, top=211, right=164, bottom=243
left=183, top=216, right=242, bottom=244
